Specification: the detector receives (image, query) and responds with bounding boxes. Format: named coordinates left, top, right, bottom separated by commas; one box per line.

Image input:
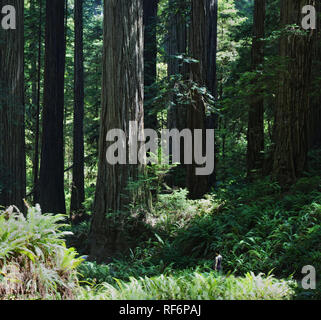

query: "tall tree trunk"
left=205, top=0, right=218, bottom=188
left=272, top=0, right=314, bottom=186
left=308, top=1, right=321, bottom=148
left=166, top=0, right=189, bottom=187
left=90, top=0, right=145, bottom=262
left=39, top=0, right=66, bottom=214
left=30, top=0, right=37, bottom=117
left=167, top=0, right=188, bottom=133
left=247, top=0, right=265, bottom=179
left=186, top=0, right=213, bottom=199
left=70, top=0, right=85, bottom=214
left=205, top=0, right=218, bottom=95
left=0, top=0, right=26, bottom=209
left=143, top=0, right=158, bottom=129
left=33, top=0, right=43, bottom=204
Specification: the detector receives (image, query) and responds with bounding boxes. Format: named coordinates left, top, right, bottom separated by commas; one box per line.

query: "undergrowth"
left=0, top=205, right=82, bottom=300
left=76, top=170, right=321, bottom=300
left=2, top=151, right=321, bottom=300
left=77, top=271, right=295, bottom=300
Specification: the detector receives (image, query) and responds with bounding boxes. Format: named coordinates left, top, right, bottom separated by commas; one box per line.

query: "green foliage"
left=78, top=248, right=165, bottom=287
left=26, top=153, right=320, bottom=301
left=75, top=168, right=321, bottom=300
left=160, top=176, right=321, bottom=288
left=77, top=271, right=295, bottom=300
left=78, top=261, right=113, bottom=285
left=66, top=221, right=91, bottom=256
left=145, top=61, right=218, bottom=130
left=147, top=188, right=217, bottom=241
left=0, top=205, right=82, bottom=300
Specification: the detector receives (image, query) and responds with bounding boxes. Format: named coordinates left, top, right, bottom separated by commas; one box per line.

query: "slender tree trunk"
left=205, top=0, right=218, bottom=95
left=70, top=0, right=85, bottom=214
left=30, top=0, right=37, bottom=114
left=205, top=0, right=218, bottom=188
left=167, top=0, right=188, bottom=133
left=33, top=0, right=43, bottom=204
left=39, top=0, right=66, bottom=214
left=272, top=0, right=314, bottom=186
left=0, top=0, right=26, bottom=209
left=308, top=1, right=321, bottom=148
left=247, top=0, right=265, bottom=179
left=63, top=0, right=68, bottom=171
left=143, top=0, right=158, bottom=129
left=90, top=0, right=145, bottom=262
left=186, top=0, right=210, bottom=199
left=166, top=0, right=189, bottom=187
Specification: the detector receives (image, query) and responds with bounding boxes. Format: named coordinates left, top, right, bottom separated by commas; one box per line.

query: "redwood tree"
left=143, top=0, right=159, bottom=129
left=33, top=0, right=43, bottom=204
left=272, top=0, right=314, bottom=186
left=39, top=0, right=66, bottom=213
left=205, top=0, right=218, bottom=187
left=186, top=0, right=217, bottom=199
left=0, top=0, right=26, bottom=209
left=90, top=0, right=145, bottom=261
left=309, top=0, right=321, bottom=148
left=247, top=0, right=266, bottom=179
left=167, top=0, right=188, bottom=134
left=70, top=0, right=85, bottom=214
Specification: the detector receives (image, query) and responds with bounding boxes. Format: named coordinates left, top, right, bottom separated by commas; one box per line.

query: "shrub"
left=0, top=205, right=82, bottom=300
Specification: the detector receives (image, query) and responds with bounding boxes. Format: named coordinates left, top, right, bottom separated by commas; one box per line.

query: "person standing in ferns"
left=214, top=253, right=222, bottom=272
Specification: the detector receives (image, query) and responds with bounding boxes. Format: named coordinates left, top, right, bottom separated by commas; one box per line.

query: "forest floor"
left=1, top=149, right=321, bottom=300
left=68, top=148, right=321, bottom=300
